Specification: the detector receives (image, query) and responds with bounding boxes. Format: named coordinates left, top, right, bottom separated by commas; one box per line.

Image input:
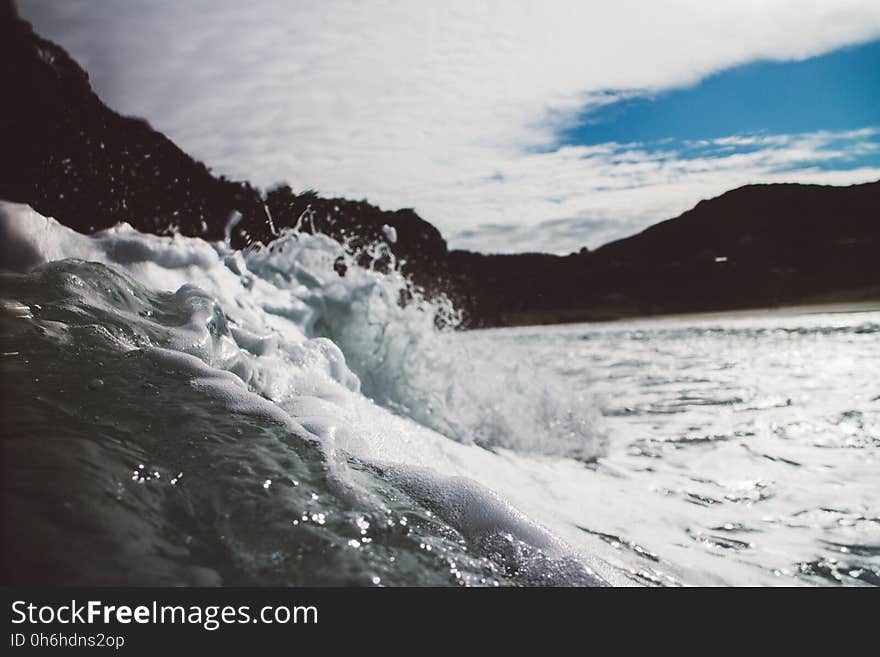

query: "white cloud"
left=19, top=0, right=880, bottom=253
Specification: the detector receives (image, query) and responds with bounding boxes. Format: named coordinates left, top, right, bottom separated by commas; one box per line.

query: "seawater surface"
left=469, top=310, right=880, bottom=586
left=1, top=202, right=877, bottom=586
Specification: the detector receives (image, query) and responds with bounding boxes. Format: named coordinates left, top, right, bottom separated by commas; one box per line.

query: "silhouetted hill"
left=0, top=1, right=446, bottom=273
left=2, top=0, right=878, bottom=328
left=446, top=181, right=880, bottom=325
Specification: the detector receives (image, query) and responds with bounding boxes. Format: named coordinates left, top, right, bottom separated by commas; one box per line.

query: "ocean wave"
left=0, top=202, right=608, bottom=585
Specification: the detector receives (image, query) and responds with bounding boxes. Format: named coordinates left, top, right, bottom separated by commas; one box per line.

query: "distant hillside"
left=448, top=181, right=880, bottom=325
left=2, top=0, right=878, bottom=328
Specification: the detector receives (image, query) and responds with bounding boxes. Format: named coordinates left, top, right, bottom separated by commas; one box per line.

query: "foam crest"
left=0, top=202, right=612, bottom=585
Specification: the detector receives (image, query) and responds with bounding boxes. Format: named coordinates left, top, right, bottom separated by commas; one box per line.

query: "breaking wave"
left=0, top=202, right=609, bottom=586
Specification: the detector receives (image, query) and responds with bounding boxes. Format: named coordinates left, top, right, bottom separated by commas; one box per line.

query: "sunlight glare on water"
left=468, top=311, right=880, bottom=585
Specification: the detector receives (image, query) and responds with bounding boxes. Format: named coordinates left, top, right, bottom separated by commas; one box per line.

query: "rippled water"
left=1, top=202, right=877, bottom=586
left=470, top=311, right=880, bottom=585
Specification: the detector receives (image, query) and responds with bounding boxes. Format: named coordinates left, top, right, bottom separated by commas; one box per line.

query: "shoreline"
left=475, top=295, right=880, bottom=331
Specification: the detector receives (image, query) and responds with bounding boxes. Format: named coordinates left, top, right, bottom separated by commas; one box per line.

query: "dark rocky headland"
left=2, top=1, right=879, bottom=327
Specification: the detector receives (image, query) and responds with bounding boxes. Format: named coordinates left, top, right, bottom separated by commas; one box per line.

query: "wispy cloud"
left=19, top=0, right=880, bottom=253
left=451, top=128, right=880, bottom=253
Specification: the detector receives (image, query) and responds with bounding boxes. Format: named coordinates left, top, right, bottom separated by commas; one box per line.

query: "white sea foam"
left=0, top=201, right=612, bottom=585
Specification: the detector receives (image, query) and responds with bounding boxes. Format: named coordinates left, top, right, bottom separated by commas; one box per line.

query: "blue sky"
left=561, top=39, right=880, bottom=174
left=567, top=40, right=880, bottom=145
left=20, top=0, right=880, bottom=254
